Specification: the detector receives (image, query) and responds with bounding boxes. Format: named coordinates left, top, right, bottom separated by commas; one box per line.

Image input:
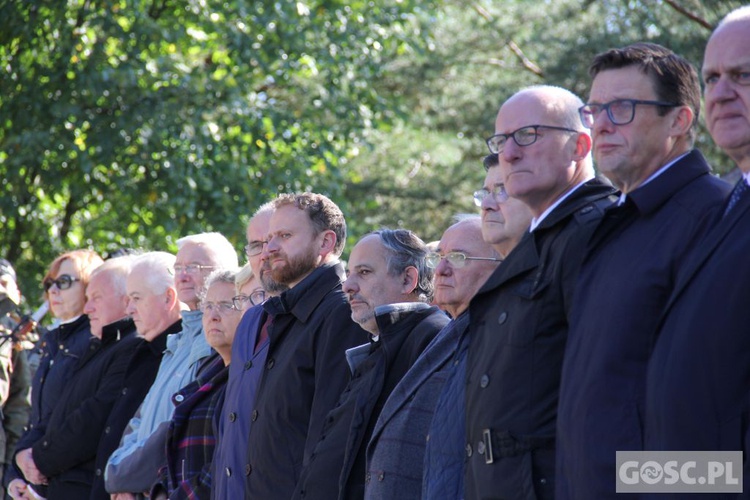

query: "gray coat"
left=364, top=313, right=469, bottom=500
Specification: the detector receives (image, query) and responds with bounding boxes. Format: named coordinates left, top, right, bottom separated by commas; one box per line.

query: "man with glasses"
left=365, top=216, right=501, bottom=500
left=555, top=43, right=730, bottom=499
left=212, top=203, right=288, bottom=500
left=645, top=7, right=750, bottom=493
left=292, top=229, right=448, bottom=500
left=106, top=233, right=238, bottom=499
left=465, top=85, right=616, bottom=499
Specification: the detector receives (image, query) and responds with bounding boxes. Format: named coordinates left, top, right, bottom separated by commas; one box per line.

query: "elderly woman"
left=152, top=269, right=244, bottom=499
left=7, top=249, right=103, bottom=499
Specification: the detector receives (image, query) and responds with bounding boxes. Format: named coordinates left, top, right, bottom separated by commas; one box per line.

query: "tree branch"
left=662, top=0, right=713, bottom=31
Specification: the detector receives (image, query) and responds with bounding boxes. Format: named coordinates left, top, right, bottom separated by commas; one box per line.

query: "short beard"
left=267, top=249, right=319, bottom=288
left=259, top=261, right=289, bottom=295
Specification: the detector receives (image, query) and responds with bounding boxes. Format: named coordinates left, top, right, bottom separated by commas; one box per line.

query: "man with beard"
left=243, top=193, right=367, bottom=499
left=211, top=203, right=288, bottom=500
left=292, top=229, right=449, bottom=500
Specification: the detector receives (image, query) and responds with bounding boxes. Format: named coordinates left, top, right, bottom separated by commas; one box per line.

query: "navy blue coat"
left=32, top=318, right=139, bottom=499
left=556, top=150, right=730, bottom=498
left=365, top=313, right=470, bottom=500
left=292, top=303, right=449, bottom=500
left=645, top=178, right=750, bottom=497
left=7, top=315, right=92, bottom=490
left=464, top=179, right=616, bottom=500
left=89, top=319, right=181, bottom=500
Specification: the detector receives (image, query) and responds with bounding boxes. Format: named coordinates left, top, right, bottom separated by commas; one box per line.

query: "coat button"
left=175, top=394, right=185, bottom=403
left=43, top=440, right=48, bottom=447
left=266, top=358, right=274, bottom=369
left=95, top=468, right=102, bottom=476
left=378, top=472, right=385, bottom=481
left=498, top=312, right=508, bottom=324
left=465, top=443, right=473, bottom=457
left=121, top=387, right=128, bottom=395
left=229, top=412, right=237, bottom=422
left=225, top=467, right=232, bottom=477
left=480, top=374, right=490, bottom=388
left=104, top=426, right=110, bottom=434
left=365, top=472, right=371, bottom=483
left=245, top=464, right=252, bottom=476
left=244, top=360, right=253, bottom=370
left=252, top=410, right=258, bottom=421
left=477, top=441, right=486, bottom=455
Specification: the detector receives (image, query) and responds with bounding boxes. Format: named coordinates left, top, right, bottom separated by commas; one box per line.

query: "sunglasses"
left=43, top=274, right=81, bottom=292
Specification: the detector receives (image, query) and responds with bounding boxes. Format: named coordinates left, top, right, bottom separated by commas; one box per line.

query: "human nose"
left=501, top=136, right=522, bottom=163
left=708, top=75, right=737, bottom=103
left=435, top=257, right=452, bottom=276
left=342, top=276, right=357, bottom=294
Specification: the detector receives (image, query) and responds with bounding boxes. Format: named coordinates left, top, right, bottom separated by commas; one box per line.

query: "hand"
left=111, top=493, right=137, bottom=500
left=15, top=448, right=48, bottom=485
left=8, top=479, right=29, bottom=499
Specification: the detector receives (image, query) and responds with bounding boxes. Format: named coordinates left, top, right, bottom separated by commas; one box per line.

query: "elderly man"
left=242, top=193, right=367, bottom=498
left=420, top=156, right=533, bottom=499
left=644, top=6, right=750, bottom=495
left=292, top=229, right=449, bottom=500
left=106, top=233, right=237, bottom=499
left=211, top=203, right=287, bottom=500
left=464, top=85, right=616, bottom=499
left=90, top=252, right=183, bottom=500
left=365, top=216, right=501, bottom=500
left=14, top=257, right=140, bottom=498
left=555, top=43, right=731, bottom=498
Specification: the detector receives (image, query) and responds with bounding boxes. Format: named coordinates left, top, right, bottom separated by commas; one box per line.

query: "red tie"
left=254, top=314, right=273, bottom=354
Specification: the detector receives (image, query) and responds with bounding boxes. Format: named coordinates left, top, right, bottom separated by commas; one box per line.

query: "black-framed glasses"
left=578, top=99, right=679, bottom=129
left=232, top=290, right=267, bottom=310
left=170, top=264, right=216, bottom=276
left=425, top=252, right=502, bottom=269
left=485, top=125, right=578, bottom=154
left=43, top=274, right=81, bottom=292
left=473, top=185, right=509, bottom=207
left=200, top=300, right=241, bottom=314
left=244, top=241, right=267, bottom=257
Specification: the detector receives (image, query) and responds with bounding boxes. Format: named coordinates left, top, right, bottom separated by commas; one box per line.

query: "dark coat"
left=464, top=179, right=616, bottom=500
left=7, top=315, right=92, bottom=489
left=89, top=319, right=181, bottom=500
left=292, top=303, right=449, bottom=500
left=154, top=353, right=228, bottom=500
left=645, top=179, right=750, bottom=497
left=556, top=150, right=730, bottom=498
left=365, top=313, right=470, bottom=500
left=32, top=318, right=139, bottom=499
left=243, top=262, right=368, bottom=499
left=211, top=305, right=266, bottom=500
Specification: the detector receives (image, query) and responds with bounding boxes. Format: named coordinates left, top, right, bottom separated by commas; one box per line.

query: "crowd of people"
left=0, top=5, right=748, bottom=499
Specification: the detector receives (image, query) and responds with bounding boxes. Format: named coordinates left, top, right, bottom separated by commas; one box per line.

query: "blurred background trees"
left=0, top=0, right=743, bottom=307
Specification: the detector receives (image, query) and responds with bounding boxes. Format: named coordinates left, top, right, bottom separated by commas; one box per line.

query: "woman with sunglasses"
left=7, top=249, right=103, bottom=500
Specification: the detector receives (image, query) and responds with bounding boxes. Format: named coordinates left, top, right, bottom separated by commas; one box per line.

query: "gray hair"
left=369, top=229, right=433, bottom=303
left=90, top=255, right=136, bottom=298
left=131, top=252, right=176, bottom=295
left=718, top=5, right=750, bottom=26
left=176, top=232, right=239, bottom=269
left=200, top=268, right=240, bottom=303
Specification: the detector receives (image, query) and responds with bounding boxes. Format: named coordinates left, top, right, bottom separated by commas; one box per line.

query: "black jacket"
left=292, top=303, right=449, bottom=500
left=89, top=319, right=181, bottom=500
left=244, top=262, right=368, bottom=499
left=464, top=179, right=616, bottom=500
left=31, top=318, right=139, bottom=499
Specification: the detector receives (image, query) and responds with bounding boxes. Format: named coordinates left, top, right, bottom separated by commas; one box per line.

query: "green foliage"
left=0, top=0, right=745, bottom=307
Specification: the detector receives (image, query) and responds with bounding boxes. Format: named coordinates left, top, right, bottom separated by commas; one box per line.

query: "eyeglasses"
left=232, top=290, right=267, bottom=310
left=43, top=274, right=81, bottom=292
left=473, top=185, right=509, bottom=207
left=578, top=99, right=679, bottom=129
left=170, top=264, right=217, bottom=276
left=200, top=301, right=241, bottom=314
left=485, top=125, right=578, bottom=154
left=244, top=241, right=267, bottom=257
left=425, top=252, right=502, bottom=269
